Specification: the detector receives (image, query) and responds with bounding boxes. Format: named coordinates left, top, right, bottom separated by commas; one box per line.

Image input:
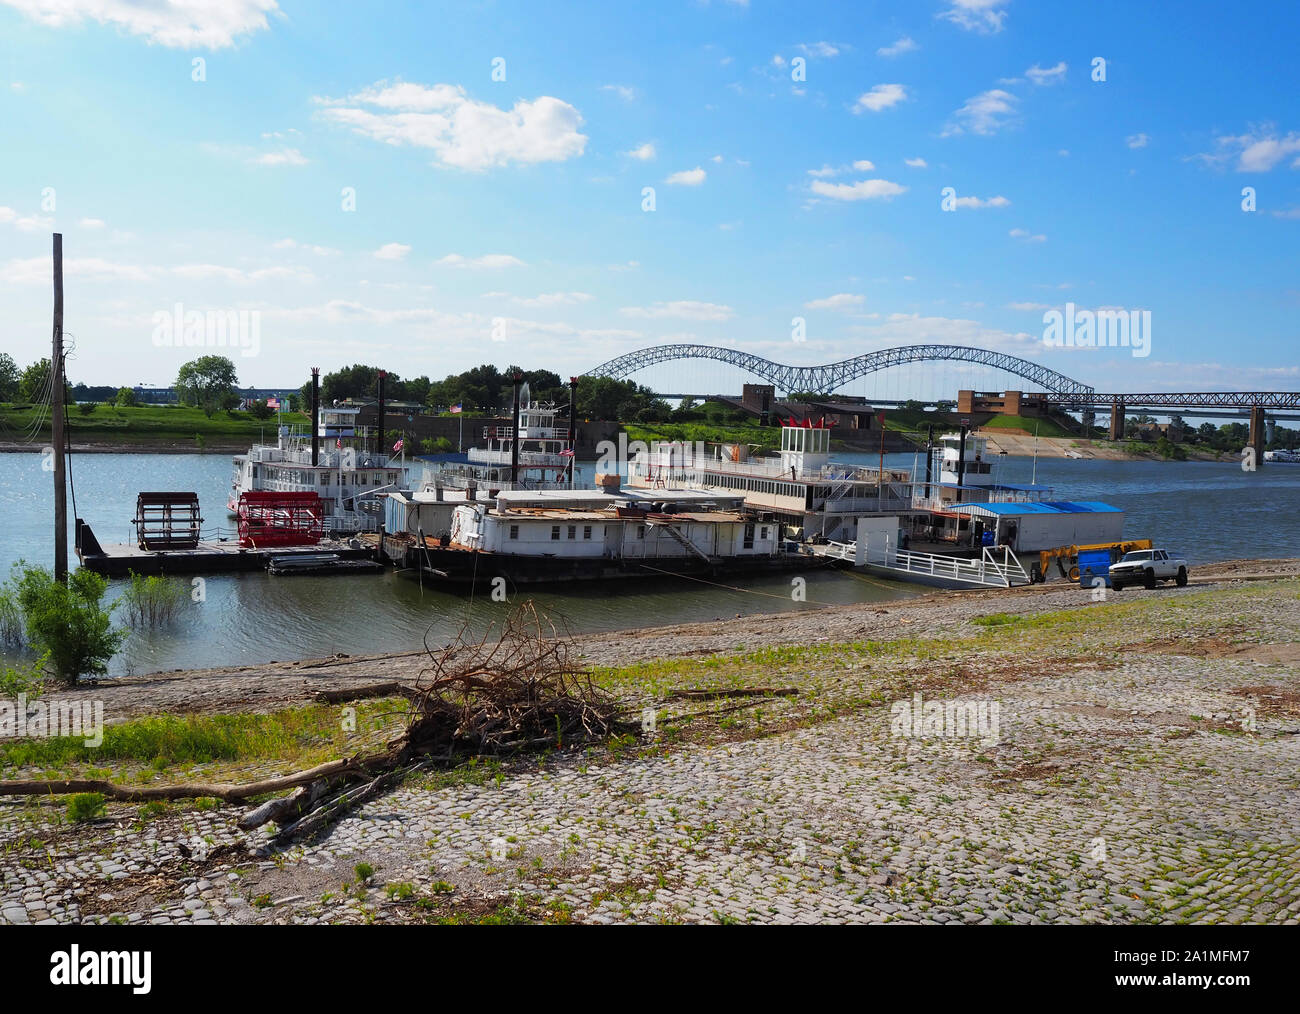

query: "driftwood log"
left=0, top=757, right=362, bottom=803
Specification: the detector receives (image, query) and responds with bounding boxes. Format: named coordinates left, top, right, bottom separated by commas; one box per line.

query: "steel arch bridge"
left=585, top=343, right=1096, bottom=400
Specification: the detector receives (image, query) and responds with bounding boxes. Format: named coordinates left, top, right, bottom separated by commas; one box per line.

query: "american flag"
left=450, top=403, right=462, bottom=414
left=392, top=438, right=404, bottom=453
left=266, top=397, right=280, bottom=410
left=559, top=448, right=575, bottom=457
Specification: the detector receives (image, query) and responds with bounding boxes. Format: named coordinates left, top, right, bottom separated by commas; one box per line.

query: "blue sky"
left=0, top=0, right=1297, bottom=398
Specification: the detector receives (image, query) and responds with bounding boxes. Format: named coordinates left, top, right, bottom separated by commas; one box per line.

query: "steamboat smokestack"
left=510, top=372, right=522, bottom=486
left=310, top=367, right=320, bottom=466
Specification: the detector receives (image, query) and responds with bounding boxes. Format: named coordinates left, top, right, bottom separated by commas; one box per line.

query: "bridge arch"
left=586, top=343, right=1095, bottom=401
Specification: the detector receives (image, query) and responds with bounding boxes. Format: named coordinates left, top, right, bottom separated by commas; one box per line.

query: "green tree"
left=0, top=352, right=19, bottom=401
left=247, top=399, right=275, bottom=420
left=115, top=386, right=138, bottom=407
left=176, top=355, right=239, bottom=416
left=14, top=565, right=125, bottom=685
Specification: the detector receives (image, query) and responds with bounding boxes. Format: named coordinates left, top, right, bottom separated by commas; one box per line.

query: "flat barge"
left=75, top=520, right=378, bottom=578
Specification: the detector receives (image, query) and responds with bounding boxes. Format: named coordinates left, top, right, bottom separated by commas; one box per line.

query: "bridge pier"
left=1249, top=404, right=1267, bottom=466
left=1108, top=399, right=1125, bottom=441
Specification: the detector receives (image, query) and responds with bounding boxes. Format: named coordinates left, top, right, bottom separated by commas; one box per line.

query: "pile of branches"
left=397, top=600, right=628, bottom=760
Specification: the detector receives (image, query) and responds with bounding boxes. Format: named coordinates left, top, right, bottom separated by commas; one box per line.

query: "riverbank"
left=1, top=560, right=1297, bottom=925
left=976, top=432, right=1230, bottom=461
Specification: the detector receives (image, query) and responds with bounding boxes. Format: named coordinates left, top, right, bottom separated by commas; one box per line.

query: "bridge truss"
left=586, top=343, right=1097, bottom=400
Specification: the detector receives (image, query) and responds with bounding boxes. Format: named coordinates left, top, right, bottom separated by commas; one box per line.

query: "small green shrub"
left=13, top=564, right=125, bottom=685
left=120, top=572, right=188, bottom=629
left=67, top=792, right=106, bottom=822
left=354, top=862, right=374, bottom=882
left=0, top=655, right=44, bottom=697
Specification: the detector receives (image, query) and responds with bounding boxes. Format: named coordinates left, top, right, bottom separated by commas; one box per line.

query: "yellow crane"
left=1036, top=539, right=1153, bottom=582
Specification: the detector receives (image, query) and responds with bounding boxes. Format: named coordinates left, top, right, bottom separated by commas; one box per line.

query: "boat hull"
left=402, top=546, right=830, bottom=587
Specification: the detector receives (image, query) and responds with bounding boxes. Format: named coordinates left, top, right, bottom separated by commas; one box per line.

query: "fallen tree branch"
left=0, top=757, right=369, bottom=803
left=313, top=682, right=419, bottom=704
left=667, top=687, right=799, bottom=701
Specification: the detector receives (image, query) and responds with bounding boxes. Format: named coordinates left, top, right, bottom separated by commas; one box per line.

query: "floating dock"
left=75, top=520, right=380, bottom=577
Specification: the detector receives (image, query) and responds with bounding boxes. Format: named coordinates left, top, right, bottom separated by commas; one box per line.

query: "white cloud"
left=601, top=84, right=637, bottom=101
left=807, top=165, right=840, bottom=178
left=804, top=293, right=863, bottom=311
left=943, top=89, right=1018, bottom=136
left=1007, top=301, right=1052, bottom=311
left=171, top=263, right=314, bottom=283
left=1194, top=126, right=1300, bottom=172
left=0, top=256, right=152, bottom=284
left=272, top=238, right=339, bottom=255
left=1, top=255, right=315, bottom=285
left=1009, top=227, right=1045, bottom=242
left=435, top=253, right=526, bottom=269
left=854, top=83, right=908, bottom=113
left=249, top=147, right=308, bottom=167
left=1126, top=133, right=1150, bottom=149
left=904, top=157, right=928, bottom=168
left=796, top=41, right=841, bottom=58
left=771, top=54, right=787, bottom=68
left=938, top=0, right=1010, bottom=34
left=316, top=80, right=587, bottom=171
left=877, top=36, right=918, bottom=57
left=0, top=0, right=280, bottom=49
left=810, top=179, right=906, bottom=201
left=710, top=154, right=724, bottom=163
left=665, top=167, right=707, bottom=186
left=78, top=217, right=106, bottom=228
left=852, top=159, right=875, bottom=171
left=621, top=301, right=734, bottom=321
left=373, top=243, right=412, bottom=261
left=951, top=194, right=1011, bottom=208
left=625, top=142, right=656, bottom=160
left=1025, top=61, right=1067, bottom=85
left=9, top=81, right=25, bottom=92
left=488, top=291, right=595, bottom=307
left=0, top=206, right=54, bottom=231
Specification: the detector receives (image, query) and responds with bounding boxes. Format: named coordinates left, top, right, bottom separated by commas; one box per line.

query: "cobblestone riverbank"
left=1, top=573, right=1297, bottom=925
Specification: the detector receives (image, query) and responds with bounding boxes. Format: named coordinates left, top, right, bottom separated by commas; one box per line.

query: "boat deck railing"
left=815, top=538, right=1031, bottom=588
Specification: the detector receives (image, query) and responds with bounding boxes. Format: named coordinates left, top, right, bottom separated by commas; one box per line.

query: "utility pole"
left=52, top=233, right=68, bottom=584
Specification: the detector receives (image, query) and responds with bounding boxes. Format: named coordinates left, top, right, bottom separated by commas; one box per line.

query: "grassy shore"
left=0, top=403, right=312, bottom=451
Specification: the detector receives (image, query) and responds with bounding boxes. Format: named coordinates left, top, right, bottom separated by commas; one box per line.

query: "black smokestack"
left=510, top=372, right=522, bottom=486
left=376, top=369, right=386, bottom=458
left=310, top=367, right=320, bottom=466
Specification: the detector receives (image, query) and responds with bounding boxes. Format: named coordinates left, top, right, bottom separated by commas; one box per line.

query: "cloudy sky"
left=0, top=0, right=1297, bottom=396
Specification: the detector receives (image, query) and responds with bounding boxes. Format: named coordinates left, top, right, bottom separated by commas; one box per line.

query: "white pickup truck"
left=1109, top=549, right=1189, bottom=590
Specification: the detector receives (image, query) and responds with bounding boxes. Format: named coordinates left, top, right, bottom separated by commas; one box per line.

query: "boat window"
left=551, top=525, right=560, bottom=540
left=583, top=526, right=592, bottom=539
left=509, top=525, right=519, bottom=540
left=320, top=473, right=329, bottom=485
left=637, top=525, right=645, bottom=539
left=567, top=525, right=576, bottom=539
left=743, top=524, right=755, bottom=549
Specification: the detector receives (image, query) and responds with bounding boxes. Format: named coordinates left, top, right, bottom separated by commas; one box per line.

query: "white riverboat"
left=423, top=384, right=576, bottom=494
left=228, top=407, right=409, bottom=534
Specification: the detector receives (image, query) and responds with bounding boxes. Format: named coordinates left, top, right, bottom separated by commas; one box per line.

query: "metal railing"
left=818, top=537, right=1031, bottom=588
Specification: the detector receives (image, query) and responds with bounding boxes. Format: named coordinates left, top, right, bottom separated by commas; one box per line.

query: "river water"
left=0, top=448, right=1295, bottom=675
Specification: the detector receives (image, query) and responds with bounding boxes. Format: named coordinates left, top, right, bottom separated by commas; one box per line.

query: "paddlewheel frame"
left=236, top=491, right=324, bottom=548
left=133, top=492, right=203, bottom=551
